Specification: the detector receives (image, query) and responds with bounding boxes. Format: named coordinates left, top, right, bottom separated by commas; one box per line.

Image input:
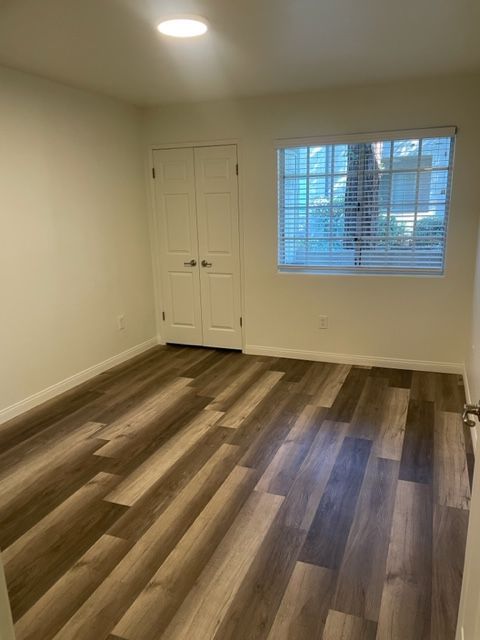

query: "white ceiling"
left=0, top=0, right=478, bottom=106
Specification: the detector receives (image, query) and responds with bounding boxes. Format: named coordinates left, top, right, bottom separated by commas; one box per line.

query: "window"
left=277, top=128, right=456, bottom=275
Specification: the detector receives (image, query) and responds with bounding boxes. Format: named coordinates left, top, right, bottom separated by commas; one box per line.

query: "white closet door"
left=194, top=145, right=242, bottom=349
left=153, top=148, right=203, bottom=345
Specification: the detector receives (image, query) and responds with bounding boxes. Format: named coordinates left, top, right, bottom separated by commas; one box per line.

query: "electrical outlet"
left=117, top=314, right=126, bottom=331
left=319, top=315, right=328, bottom=329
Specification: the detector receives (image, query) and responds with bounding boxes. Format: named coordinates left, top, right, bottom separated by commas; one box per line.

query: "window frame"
left=276, top=127, right=456, bottom=277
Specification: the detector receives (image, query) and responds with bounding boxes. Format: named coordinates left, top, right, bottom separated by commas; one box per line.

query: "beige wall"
left=144, top=75, right=480, bottom=369
left=0, top=66, right=156, bottom=416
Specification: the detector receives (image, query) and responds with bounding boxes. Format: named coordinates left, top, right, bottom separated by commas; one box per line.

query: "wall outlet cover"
left=319, top=315, right=328, bottom=329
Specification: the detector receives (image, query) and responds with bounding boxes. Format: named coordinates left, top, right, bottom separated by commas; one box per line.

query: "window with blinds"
left=277, top=129, right=455, bottom=275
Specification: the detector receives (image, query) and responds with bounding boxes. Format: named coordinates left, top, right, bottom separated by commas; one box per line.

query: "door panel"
left=204, top=193, right=233, bottom=254
left=164, top=195, right=193, bottom=253
left=206, top=273, right=236, bottom=329
left=169, top=272, right=198, bottom=327
left=154, top=148, right=203, bottom=345
left=194, top=145, right=242, bottom=349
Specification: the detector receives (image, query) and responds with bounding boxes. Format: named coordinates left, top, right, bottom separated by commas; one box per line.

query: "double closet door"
left=153, top=144, right=242, bottom=349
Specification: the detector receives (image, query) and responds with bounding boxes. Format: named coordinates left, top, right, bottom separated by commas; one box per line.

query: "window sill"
left=277, top=266, right=445, bottom=278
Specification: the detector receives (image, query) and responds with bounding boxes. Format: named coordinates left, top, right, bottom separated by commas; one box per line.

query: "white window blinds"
left=277, top=129, right=455, bottom=275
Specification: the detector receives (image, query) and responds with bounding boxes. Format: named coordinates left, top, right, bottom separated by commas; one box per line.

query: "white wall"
left=144, top=75, right=480, bottom=370
left=0, top=66, right=156, bottom=417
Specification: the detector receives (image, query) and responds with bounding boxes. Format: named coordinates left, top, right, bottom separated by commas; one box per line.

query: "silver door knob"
left=184, top=259, right=197, bottom=267
left=463, top=402, right=480, bottom=427
left=201, top=260, right=212, bottom=268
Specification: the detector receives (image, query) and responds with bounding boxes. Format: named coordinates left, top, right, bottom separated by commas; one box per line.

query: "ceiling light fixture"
left=157, top=16, right=208, bottom=38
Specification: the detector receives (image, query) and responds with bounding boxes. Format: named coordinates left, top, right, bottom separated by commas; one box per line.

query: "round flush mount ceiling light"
left=157, top=16, right=208, bottom=38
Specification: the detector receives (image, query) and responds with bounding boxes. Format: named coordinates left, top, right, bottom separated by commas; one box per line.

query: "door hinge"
left=162, top=311, right=165, bottom=321
left=152, top=167, right=156, bottom=179
left=240, top=316, right=243, bottom=327
left=235, top=163, right=239, bottom=176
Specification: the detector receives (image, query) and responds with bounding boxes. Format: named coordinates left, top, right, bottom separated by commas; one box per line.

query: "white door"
left=153, top=147, right=203, bottom=345
left=456, top=430, right=480, bottom=639
left=194, top=145, right=242, bottom=349
left=154, top=145, right=242, bottom=349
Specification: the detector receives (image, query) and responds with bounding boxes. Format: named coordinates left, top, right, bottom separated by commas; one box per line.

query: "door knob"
left=463, top=402, right=480, bottom=427
left=201, top=260, right=212, bottom=268
left=184, top=259, right=197, bottom=267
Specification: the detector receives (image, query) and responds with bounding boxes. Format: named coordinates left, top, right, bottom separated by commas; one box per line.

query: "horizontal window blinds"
left=277, top=130, right=455, bottom=274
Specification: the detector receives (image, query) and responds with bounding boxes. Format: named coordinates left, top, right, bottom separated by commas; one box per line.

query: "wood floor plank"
left=268, top=357, right=312, bottom=383
left=311, top=364, right=351, bottom=407
left=180, top=349, right=228, bottom=379
left=370, top=366, right=412, bottom=390
left=295, top=361, right=329, bottom=393
left=0, top=405, right=106, bottom=476
left=399, top=399, right=434, bottom=484
left=373, top=387, right=409, bottom=460
left=434, top=411, right=470, bottom=509
left=161, top=491, right=284, bottom=640
left=105, top=410, right=223, bottom=506
left=96, top=377, right=193, bottom=441
left=174, top=347, right=217, bottom=375
left=15, top=534, right=131, bottom=640
left=322, top=610, right=377, bottom=640
left=213, top=517, right=306, bottom=640
left=410, top=370, right=436, bottom=402
left=91, top=367, right=188, bottom=427
left=0, top=421, right=104, bottom=494
left=238, top=388, right=305, bottom=456
left=349, top=376, right=389, bottom=439
left=326, top=368, right=369, bottom=422
left=333, top=455, right=399, bottom=621
left=206, top=360, right=266, bottom=411
left=108, top=429, right=239, bottom=541
left=255, top=404, right=324, bottom=495
left=281, top=420, right=350, bottom=532
left=224, top=383, right=292, bottom=458
left=299, top=437, right=372, bottom=569
left=434, top=373, right=465, bottom=413
left=113, top=463, right=263, bottom=639
left=193, top=352, right=253, bottom=397
left=93, top=393, right=211, bottom=476
left=431, top=504, right=469, bottom=640
left=0, top=388, right=103, bottom=455
left=95, top=349, right=182, bottom=396
left=218, top=370, right=285, bottom=428
left=267, top=562, right=335, bottom=640
left=91, top=347, right=169, bottom=390
left=4, top=472, right=126, bottom=620
left=52, top=457, right=255, bottom=640
left=376, top=480, right=432, bottom=640
left=0, top=438, right=107, bottom=550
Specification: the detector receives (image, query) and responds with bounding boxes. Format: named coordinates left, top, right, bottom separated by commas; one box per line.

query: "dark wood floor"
left=0, top=345, right=473, bottom=640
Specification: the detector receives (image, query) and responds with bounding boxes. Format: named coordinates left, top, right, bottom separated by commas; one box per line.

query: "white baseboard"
left=244, top=344, right=463, bottom=374
left=0, top=337, right=159, bottom=425
left=462, top=363, right=478, bottom=453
